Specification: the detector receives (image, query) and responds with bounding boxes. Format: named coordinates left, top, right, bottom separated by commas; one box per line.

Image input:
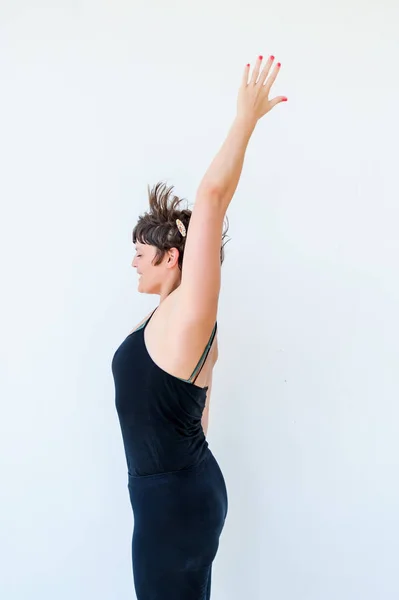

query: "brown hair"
left=132, top=182, right=229, bottom=270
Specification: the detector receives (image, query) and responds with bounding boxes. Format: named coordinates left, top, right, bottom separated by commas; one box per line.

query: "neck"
left=159, top=274, right=181, bottom=302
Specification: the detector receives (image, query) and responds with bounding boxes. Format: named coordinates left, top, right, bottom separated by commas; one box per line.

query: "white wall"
left=1, top=1, right=398, bottom=598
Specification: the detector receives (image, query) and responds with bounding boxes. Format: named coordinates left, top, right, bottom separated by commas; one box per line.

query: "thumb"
left=270, top=96, right=288, bottom=109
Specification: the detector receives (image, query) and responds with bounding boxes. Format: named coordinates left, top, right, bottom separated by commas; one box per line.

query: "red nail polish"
left=270, top=55, right=275, bottom=60
left=246, top=63, right=250, bottom=67
left=277, top=62, right=281, bottom=67
left=259, top=55, right=263, bottom=60
left=282, top=97, right=288, bottom=102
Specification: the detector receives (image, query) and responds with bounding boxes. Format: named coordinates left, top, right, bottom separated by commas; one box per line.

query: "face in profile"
left=132, top=242, right=180, bottom=295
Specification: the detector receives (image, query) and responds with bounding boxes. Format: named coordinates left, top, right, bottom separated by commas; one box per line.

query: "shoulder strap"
left=134, top=308, right=157, bottom=332
left=188, top=323, right=217, bottom=384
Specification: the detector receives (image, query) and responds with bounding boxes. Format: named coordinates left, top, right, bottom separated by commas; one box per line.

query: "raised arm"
left=179, top=54, right=287, bottom=322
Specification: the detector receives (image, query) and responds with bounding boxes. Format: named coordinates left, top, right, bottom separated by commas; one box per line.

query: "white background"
left=1, top=1, right=398, bottom=598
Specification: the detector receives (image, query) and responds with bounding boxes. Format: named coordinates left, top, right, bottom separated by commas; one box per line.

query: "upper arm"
left=201, top=372, right=212, bottom=436
left=179, top=187, right=225, bottom=322
left=201, top=335, right=218, bottom=435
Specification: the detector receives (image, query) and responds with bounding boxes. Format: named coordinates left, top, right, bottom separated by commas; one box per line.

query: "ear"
left=166, top=247, right=180, bottom=269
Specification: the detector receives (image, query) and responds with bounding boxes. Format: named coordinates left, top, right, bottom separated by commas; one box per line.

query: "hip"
left=127, top=450, right=228, bottom=523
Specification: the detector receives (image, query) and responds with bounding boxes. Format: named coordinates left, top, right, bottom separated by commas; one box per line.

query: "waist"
left=128, top=448, right=212, bottom=481
left=122, top=431, right=210, bottom=477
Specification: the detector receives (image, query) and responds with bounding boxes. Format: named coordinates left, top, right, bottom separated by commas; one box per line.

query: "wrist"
left=234, top=113, right=258, bottom=132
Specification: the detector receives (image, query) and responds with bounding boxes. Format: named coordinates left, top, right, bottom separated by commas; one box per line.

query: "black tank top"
left=112, top=310, right=217, bottom=477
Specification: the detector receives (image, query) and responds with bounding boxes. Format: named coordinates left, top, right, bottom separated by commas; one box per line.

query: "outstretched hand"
left=237, top=55, right=287, bottom=125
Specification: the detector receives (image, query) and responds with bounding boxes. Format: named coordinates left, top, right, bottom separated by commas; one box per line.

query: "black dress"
left=111, top=310, right=228, bottom=599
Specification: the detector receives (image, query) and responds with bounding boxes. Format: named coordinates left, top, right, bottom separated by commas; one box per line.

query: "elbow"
left=196, top=183, right=226, bottom=212
left=197, top=181, right=224, bottom=202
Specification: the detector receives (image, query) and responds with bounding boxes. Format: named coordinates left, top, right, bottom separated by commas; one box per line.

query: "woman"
left=112, top=54, right=286, bottom=599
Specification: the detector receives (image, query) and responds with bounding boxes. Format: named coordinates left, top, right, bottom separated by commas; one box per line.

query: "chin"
left=137, top=280, right=150, bottom=295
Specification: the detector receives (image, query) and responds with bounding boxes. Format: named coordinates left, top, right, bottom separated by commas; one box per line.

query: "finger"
left=264, top=62, right=282, bottom=92
left=258, top=55, right=275, bottom=85
left=269, top=95, right=288, bottom=109
left=241, top=63, right=250, bottom=87
left=250, top=55, right=263, bottom=85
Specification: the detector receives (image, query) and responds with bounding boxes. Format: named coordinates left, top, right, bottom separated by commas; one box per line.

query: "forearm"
left=197, top=116, right=256, bottom=210
left=201, top=375, right=213, bottom=437
left=196, top=54, right=286, bottom=208
left=201, top=408, right=209, bottom=438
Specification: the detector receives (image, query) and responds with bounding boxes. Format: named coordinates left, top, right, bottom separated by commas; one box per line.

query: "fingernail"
left=282, top=97, right=288, bottom=102
left=277, top=62, right=281, bottom=67
left=259, top=55, right=263, bottom=60
left=270, top=55, right=275, bottom=60
left=246, top=63, right=250, bottom=67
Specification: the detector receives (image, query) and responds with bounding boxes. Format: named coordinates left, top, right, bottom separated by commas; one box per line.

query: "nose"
left=132, top=256, right=137, bottom=268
